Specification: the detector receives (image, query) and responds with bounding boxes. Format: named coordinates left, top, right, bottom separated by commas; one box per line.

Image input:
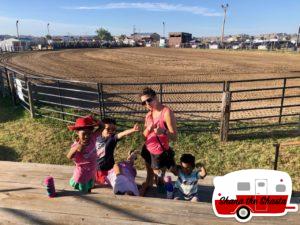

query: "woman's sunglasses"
left=141, top=97, right=153, bottom=106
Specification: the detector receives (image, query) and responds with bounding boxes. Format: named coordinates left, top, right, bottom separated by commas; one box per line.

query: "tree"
left=46, top=35, right=52, bottom=40
left=96, top=28, right=113, bottom=41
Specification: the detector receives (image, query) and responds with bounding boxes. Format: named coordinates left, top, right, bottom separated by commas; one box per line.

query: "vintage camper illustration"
left=212, top=169, right=298, bottom=223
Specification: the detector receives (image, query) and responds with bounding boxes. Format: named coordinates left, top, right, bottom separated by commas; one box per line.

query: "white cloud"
left=64, top=2, right=222, bottom=16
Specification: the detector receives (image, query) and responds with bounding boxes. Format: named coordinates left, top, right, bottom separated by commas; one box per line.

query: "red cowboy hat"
left=68, top=115, right=101, bottom=131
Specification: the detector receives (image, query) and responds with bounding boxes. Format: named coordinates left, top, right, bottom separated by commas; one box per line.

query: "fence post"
left=23, top=76, right=28, bottom=94
left=0, top=68, right=5, bottom=98
left=7, top=70, right=17, bottom=105
left=220, top=81, right=231, bottom=142
left=97, top=83, right=102, bottom=118
left=100, top=84, right=105, bottom=118
left=223, top=81, right=230, bottom=92
left=160, top=84, right=163, bottom=103
left=278, top=78, right=286, bottom=124
left=5, top=68, right=9, bottom=93
left=27, top=81, right=35, bottom=118
left=57, top=80, right=65, bottom=120
left=273, top=144, right=280, bottom=170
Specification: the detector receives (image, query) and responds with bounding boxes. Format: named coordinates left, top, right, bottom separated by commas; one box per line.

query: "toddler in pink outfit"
left=67, top=116, right=102, bottom=193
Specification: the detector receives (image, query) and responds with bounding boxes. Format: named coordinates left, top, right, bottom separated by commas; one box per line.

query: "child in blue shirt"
left=173, top=153, right=206, bottom=202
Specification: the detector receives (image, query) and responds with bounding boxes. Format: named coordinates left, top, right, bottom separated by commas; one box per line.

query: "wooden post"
left=220, top=81, right=231, bottom=142
left=273, top=144, right=280, bottom=170
left=278, top=78, right=286, bottom=124
left=224, top=81, right=230, bottom=92
left=27, top=81, right=35, bottom=118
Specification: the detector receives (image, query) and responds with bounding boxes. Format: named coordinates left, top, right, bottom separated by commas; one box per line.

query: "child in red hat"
left=67, top=115, right=103, bottom=193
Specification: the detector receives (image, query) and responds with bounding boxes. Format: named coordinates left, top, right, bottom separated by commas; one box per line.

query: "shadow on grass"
left=178, top=121, right=220, bottom=133
left=229, top=129, right=300, bottom=141
left=0, top=97, right=25, bottom=123
left=0, top=145, right=19, bottom=161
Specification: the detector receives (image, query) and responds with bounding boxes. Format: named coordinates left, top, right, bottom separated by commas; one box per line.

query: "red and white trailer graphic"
left=212, top=169, right=298, bottom=222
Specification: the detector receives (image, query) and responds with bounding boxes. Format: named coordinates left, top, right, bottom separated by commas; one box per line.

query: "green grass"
left=0, top=97, right=299, bottom=190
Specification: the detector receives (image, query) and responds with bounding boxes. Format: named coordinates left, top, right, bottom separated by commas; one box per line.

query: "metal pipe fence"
left=0, top=65, right=299, bottom=141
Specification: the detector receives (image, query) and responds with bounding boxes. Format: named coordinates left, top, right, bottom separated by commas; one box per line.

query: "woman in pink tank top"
left=140, top=87, right=177, bottom=196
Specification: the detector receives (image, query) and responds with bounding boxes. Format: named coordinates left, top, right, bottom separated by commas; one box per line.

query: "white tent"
left=0, top=38, right=30, bottom=52
left=0, top=38, right=19, bottom=52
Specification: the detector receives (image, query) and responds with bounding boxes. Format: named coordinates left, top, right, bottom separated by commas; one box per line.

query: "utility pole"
left=16, top=20, right=20, bottom=38
left=16, top=20, right=21, bottom=51
left=47, top=23, right=50, bottom=36
left=133, top=25, right=136, bottom=40
left=163, top=21, right=165, bottom=38
left=221, top=4, right=229, bottom=44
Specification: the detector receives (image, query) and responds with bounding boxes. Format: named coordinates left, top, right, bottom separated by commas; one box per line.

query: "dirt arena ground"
left=6, top=48, right=300, bottom=83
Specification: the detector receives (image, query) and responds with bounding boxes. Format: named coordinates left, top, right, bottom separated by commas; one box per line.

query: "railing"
left=219, top=77, right=300, bottom=140
left=0, top=65, right=299, bottom=141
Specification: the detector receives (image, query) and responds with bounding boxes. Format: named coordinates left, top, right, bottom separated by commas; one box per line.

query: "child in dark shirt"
left=95, top=118, right=139, bottom=184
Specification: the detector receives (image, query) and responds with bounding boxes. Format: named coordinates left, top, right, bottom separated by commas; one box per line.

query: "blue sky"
left=0, top=0, right=299, bottom=37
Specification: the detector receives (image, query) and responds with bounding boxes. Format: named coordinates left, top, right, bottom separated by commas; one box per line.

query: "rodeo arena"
left=0, top=26, right=300, bottom=225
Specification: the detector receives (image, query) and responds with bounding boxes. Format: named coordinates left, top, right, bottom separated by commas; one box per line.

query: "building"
left=168, top=32, right=192, bottom=48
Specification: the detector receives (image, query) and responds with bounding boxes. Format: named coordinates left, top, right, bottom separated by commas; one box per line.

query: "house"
left=168, top=32, right=192, bottom=48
